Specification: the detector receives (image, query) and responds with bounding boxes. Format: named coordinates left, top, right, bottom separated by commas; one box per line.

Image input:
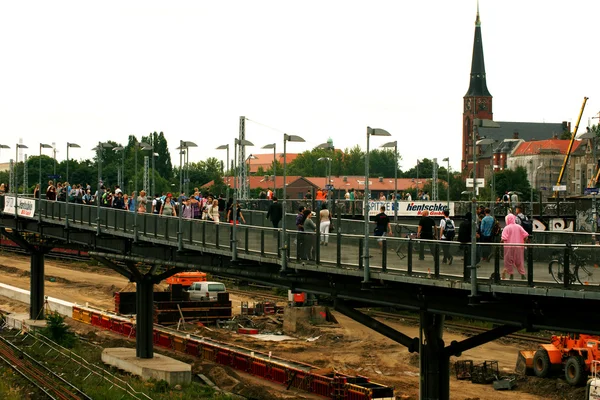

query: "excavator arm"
left=554, top=97, right=588, bottom=197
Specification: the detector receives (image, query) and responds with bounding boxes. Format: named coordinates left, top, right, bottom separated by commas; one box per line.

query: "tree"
left=493, top=166, right=532, bottom=201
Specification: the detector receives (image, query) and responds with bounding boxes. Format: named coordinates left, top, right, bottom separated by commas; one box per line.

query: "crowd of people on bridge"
left=417, top=203, right=531, bottom=281
left=35, top=181, right=251, bottom=225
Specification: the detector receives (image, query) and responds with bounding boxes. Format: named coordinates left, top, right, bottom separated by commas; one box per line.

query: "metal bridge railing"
left=1, top=196, right=598, bottom=292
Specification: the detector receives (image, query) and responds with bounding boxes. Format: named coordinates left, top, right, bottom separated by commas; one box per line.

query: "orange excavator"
left=517, top=333, right=600, bottom=386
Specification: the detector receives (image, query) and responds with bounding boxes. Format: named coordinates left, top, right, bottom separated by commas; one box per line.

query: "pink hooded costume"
left=501, top=214, right=529, bottom=275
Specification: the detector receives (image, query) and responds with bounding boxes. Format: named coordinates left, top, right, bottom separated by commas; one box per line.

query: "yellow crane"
left=554, top=97, right=588, bottom=197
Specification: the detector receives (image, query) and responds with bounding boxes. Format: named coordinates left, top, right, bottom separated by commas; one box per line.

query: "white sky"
left=1, top=1, right=599, bottom=172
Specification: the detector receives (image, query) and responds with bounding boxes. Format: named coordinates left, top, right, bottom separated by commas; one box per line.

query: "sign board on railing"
left=368, top=201, right=454, bottom=217
left=585, top=188, right=599, bottom=195
left=3, top=196, right=36, bottom=218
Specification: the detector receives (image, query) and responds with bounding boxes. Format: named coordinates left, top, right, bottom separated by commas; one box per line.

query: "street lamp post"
left=231, top=139, right=254, bottom=261
left=15, top=144, right=28, bottom=194
left=66, top=143, right=81, bottom=184
left=381, top=141, right=398, bottom=222
left=364, top=127, right=391, bottom=286
left=316, top=141, right=334, bottom=212
left=38, top=143, right=52, bottom=222
left=317, top=156, right=332, bottom=208
left=112, top=146, right=125, bottom=188
left=65, top=143, right=80, bottom=229
left=442, top=158, right=450, bottom=210
left=262, top=143, right=277, bottom=196
left=216, top=144, right=230, bottom=201
left=471, top=119, right=500, bottom=300
left=133, top=141, right=152, bottom=242
left=94, top=142, right=112, bottom=235
left=281, top=134, right=305, bottom=272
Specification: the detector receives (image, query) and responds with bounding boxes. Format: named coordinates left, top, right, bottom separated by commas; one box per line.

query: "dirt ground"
left=0, top=253, right=582, bottom=400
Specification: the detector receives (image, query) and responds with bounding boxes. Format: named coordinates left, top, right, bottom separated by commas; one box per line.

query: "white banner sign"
left=3, top=196, right=36, bottom=218
left=368, top=201, right=454, bottom=217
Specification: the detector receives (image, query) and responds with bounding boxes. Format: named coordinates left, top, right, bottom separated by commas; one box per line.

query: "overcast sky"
left=1, top=1, right=599, bottom=173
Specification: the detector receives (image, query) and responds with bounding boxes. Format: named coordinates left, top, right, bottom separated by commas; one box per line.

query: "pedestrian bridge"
left=2, top=195, right=600, bottom=400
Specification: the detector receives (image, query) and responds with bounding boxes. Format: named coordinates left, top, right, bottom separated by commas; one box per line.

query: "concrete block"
left=283, top=306, right=329, bottom=333
left=102, top=347, right=191, bottom=385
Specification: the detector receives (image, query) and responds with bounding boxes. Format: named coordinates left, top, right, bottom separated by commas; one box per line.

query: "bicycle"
left=548, top=247, right=595, bottom=285
left=395, top=225, right=417, bottom=260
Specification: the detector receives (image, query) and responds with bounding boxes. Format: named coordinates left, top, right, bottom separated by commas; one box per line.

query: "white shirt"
left=439, top=218, right=455, bottom=240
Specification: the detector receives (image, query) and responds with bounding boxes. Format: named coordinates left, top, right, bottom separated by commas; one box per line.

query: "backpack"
left=521, top=219, right=533, bottom=235
left=444, top=219, right=455, bottom=240
left=154, top=198, right=162, bottom=214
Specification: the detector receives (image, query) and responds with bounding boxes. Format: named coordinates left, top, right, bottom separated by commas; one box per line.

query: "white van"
left=187, top=281, right=227, bottom=301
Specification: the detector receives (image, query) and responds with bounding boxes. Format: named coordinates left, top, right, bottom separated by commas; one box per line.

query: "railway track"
left=0, top=334, right=91, bottom=400
left=228, top=288, right=287, bottom=303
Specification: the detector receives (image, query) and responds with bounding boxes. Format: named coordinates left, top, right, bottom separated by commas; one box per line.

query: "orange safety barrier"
left=233, top=355, right=250, bottom=372
left=289, top=370, right=311, bottom=392
left=81, top=310, right=91, bottom=324
left=346, top=388, right=370, bottom=400
left=186, top=341, right=200, bottom=357
left=90, top=313, right=102, bottom=327
left=173, top=336, right=186, bottom=353
left=217, top=350, right=232, bottom=366
left=71, top=307, right=82, bottom=322
left=100, top=316, right=111, bottom=329
left=122, top=323, right=136, bottom=338
left=312, top=375, right=334, bottom=397
left=270, top=366, right=287, bottom=384
left=202, top=345, right=217, bottom=362
left=155, top=332, right=173, bottom=349
left=251, top=361, right=267, bottom=378
left=110, top=320, right=123, bottom=334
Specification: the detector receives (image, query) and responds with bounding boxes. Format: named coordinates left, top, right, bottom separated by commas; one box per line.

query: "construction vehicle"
left=554, top=96, right=588, bottom=197
left=516, top=333, right=600, bottom=386
left=165, top=271, right=207, bottom=288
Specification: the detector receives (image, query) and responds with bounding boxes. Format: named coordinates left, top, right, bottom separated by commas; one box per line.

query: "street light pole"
left=216, top=144, right=230, bottom=201
left=65, top=143, right=80, bottom=230
left=38, top=143, right=51, bottom=222
left=262, top=143, right=277, bottom=196
left=281, top=134, right=305, bottom=272
left=442, top=157, right=450, bottom=209
left=381, top=141, right=398, bottom=221
left=470, top=119, right=500, bottom=300
left=364, top=127, right=391, bottom=287
left=231, top=139, right=254, bottom=261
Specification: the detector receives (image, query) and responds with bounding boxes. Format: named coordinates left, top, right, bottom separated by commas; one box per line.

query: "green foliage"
left=42, top=312, right=76, bottom=348
left=493, top=166, right=532, bottom=201
left=285, top=145, right=401, bottom=178
left=151, top=379, right=170, bottom=393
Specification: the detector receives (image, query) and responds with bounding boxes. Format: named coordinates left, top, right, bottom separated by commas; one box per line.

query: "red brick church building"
left=461, top=7, right=568, bottom=180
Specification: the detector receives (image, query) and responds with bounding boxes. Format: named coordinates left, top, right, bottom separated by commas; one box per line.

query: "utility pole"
left=432, top=158, right=438, bottom=200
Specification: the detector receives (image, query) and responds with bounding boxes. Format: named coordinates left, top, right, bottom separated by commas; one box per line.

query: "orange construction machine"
left=517, top=333, right=600, bottom=386
left=165, top=271, right=207, bottom=288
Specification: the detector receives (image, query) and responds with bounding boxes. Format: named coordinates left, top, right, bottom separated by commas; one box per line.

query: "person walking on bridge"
left=267, top=196, right=283, bottom=228
left=501, top=213, right=529, bottom=280
left=439, top=209, right=455, bottom=265
left=417, top=210, right=436, bottom=260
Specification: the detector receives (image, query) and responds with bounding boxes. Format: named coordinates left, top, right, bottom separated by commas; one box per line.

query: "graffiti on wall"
left=532, top=218, right=575, bottom=232
left=575, top=209, right=595, bottom=233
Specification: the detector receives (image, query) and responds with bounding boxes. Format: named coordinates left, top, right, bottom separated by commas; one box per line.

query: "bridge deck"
left=1, top=198, right=598, bottom=301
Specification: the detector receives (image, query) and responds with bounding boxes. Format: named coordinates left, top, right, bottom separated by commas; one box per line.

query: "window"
left=208, top=284, right=225, bottom=292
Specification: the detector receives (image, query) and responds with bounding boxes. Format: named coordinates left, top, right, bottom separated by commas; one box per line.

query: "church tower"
left=462, top=4, right=493, bottom=174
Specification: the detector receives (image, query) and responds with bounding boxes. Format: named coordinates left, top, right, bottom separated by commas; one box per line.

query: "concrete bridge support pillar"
left=30, top=250, right=46, bottom=320
left=136, top=274, right=154, bottom=359
left=420, top=312, right=449, bottom=400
